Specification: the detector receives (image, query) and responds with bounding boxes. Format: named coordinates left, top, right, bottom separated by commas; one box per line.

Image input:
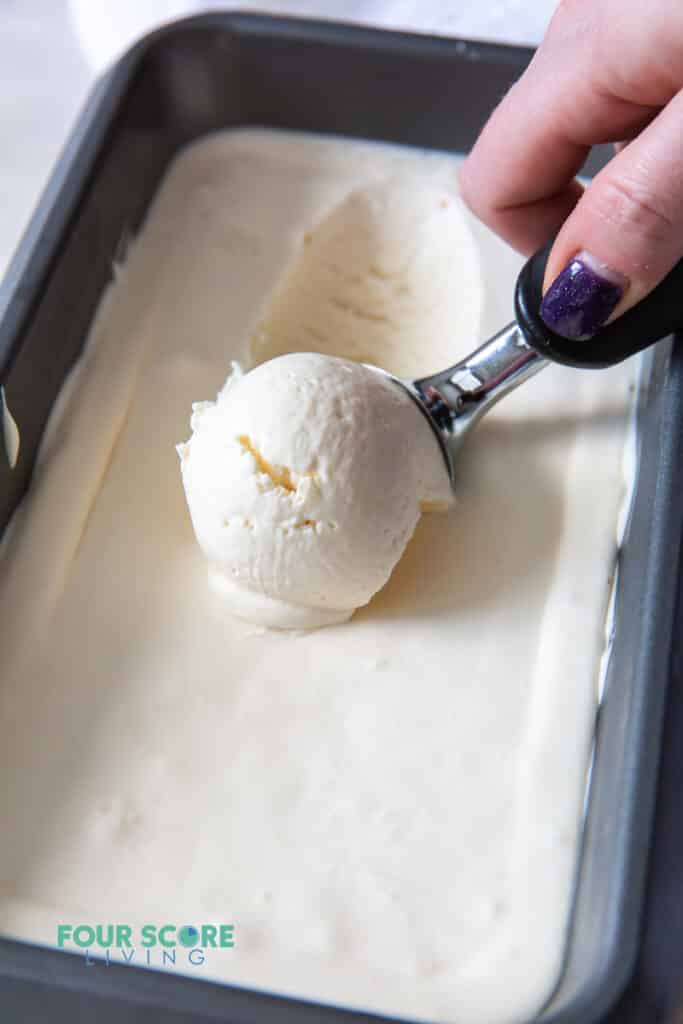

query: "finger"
left=459, top=4, right=661, bottom=254
left=613, top=107, right=660, bottom=154
left=540, top=88, right=683, bottom=340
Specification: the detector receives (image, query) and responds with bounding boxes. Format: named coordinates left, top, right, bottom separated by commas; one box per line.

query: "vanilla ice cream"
left=0, top=130, right=635, bottom=1024
left=178, top=352, right=451, bottom=629
left=252, top=180, right=482, bottom=377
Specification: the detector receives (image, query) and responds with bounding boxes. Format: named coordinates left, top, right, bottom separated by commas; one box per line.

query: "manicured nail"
left=540, top=251, right=628, bottom=341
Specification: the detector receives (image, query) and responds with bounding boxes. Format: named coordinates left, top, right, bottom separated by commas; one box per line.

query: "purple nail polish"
left=540, top=252, right=628, bottom=341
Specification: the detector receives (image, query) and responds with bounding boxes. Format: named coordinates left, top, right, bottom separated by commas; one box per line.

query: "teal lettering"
left=158, top=925, right=176, bottom=948
left=74, top=925, right=95, bottom=948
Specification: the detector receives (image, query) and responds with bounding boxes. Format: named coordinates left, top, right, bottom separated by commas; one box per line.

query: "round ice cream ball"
left=177, top=352, right=451, bottom=629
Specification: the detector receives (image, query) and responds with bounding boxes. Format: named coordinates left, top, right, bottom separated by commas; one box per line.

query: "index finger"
left=459, top=5, right=659, bottom=254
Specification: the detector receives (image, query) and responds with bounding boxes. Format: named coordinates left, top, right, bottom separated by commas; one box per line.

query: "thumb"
left=540, top=89, right=683, bottom=341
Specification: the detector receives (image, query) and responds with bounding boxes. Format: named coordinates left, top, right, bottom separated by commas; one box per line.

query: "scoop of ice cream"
left=251, top=179, right=482, bottom=379
left=178, top=353, right=451, bottom=629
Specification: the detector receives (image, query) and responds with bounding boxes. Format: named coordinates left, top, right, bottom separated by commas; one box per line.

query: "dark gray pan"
left=0, top=13, right=682, bottom=1024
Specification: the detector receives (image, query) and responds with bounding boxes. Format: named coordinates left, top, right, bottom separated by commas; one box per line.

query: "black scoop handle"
left=515, top=242, right=683, bottom=369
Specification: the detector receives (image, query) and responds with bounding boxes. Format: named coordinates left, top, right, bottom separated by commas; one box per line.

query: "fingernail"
left=540, top=251, right=628, bottom=340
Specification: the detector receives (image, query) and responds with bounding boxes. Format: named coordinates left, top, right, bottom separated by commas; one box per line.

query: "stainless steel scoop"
left=372, top=240, right=683, bottom=485
left=395, top=322, right=543, bottom=483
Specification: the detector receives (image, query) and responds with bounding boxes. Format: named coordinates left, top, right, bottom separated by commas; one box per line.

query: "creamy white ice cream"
left=178, top=352, right=451, bottom=628
left=0, top=130, right=634, bottom=1024
left=252, top=180, right=482, bottom=377
left=178, top=177, right=475, bottom=630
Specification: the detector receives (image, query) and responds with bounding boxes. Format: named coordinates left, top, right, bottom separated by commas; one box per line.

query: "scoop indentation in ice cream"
left=250, top=179, right=482, bottom=379
left=178, top=352, right=451, bottom=629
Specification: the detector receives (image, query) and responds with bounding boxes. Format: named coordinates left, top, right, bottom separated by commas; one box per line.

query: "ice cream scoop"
left=177, top=178, right=478, bottom=631
left=178, top=240, right=672, bottom=631
left=389, top=238, right=681, bottom=485
left=178, top=352, right=451, bottom=629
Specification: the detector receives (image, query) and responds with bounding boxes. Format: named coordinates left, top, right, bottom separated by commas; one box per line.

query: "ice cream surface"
left=178, top=352, right=450, bottom=628
left=251, top=180, right=481, bottom=376
left=0, top=130, right=635, bottom=1024
left=178, top=176, right=476, bottom=628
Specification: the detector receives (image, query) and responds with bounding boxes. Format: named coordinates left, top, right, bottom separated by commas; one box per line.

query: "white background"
left=0, top=0, right=559, bottom=278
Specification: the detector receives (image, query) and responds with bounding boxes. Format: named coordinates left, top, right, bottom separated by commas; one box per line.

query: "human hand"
left=460, top=0, right=683, bottom=341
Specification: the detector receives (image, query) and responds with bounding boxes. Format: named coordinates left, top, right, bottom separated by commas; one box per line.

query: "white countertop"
left=0, top=0, right=557, bottom=279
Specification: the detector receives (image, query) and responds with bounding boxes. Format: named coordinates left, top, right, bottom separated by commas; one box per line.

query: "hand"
left=460, top=0, right=683, bottom=341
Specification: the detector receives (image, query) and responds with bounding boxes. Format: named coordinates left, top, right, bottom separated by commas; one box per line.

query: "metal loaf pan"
left=1, top=13, right=682, bottom=1024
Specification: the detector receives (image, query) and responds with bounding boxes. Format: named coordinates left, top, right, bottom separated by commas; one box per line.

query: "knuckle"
left=589, top=174, right=676, bottom=242
left=458, top=162, right=485, bottom=217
